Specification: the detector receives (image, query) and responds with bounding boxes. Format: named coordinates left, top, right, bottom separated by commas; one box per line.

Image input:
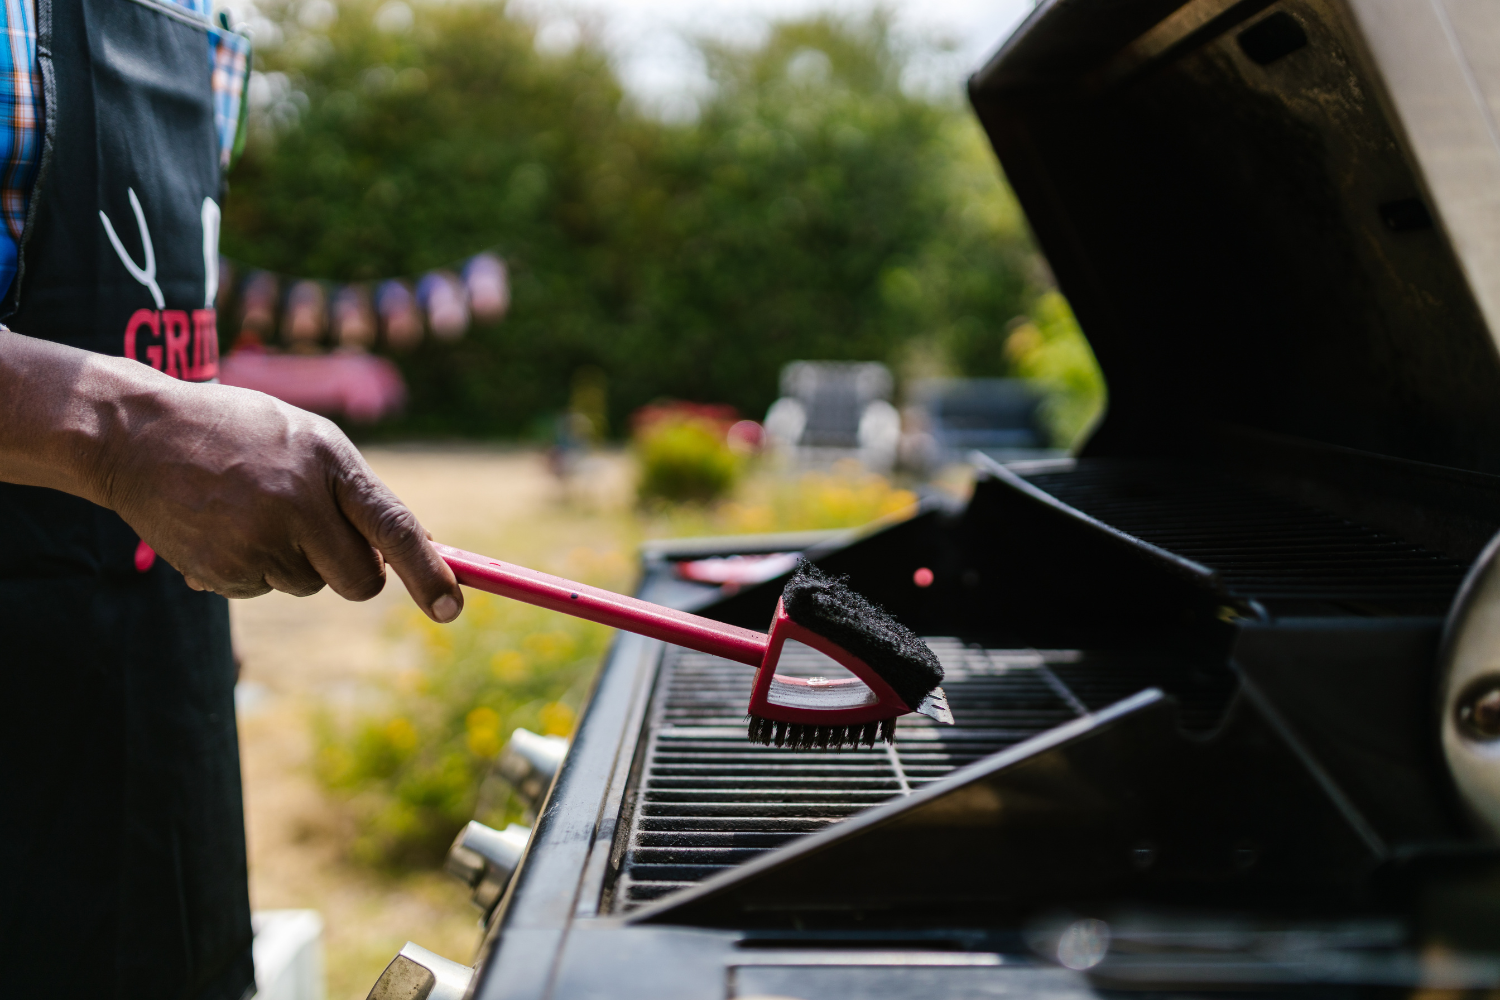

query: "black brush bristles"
left=746, top=715, right=896, bottom=749
left=745, top=563, right=938, bottom=751
left=780, top=561, right=944, bottom=712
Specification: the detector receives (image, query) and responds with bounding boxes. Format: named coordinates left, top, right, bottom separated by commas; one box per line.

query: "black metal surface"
left=607, top=639, right=1235, bottom=912
left=971, top=0, right=1500, bottom=477
left=1016, top=460, right=1469, bottom=614
left=633, top=687, right=1386, bottom=930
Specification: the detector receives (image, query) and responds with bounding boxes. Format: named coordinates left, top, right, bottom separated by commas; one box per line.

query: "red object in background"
left=913, top=566, right=934, bottom=588
left=134, top=539, right=156, bottom=573
left=631, top=400, right=739, bottom=438
left=220, top=351, right=407, bottom=423
left=677, top=552, right=799, bottom=587
left=726, top=419, right=765, bottom=454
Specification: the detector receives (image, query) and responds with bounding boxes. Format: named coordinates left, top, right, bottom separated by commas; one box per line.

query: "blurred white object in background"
left=763, top=396, right=806, bottom=455
left=253, top=909, right=325, bottom=1000
left=857, top=398, right=901, bottom=473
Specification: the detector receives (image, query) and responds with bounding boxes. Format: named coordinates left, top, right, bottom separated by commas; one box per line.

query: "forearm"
left=0, top=329, right=462, bottom=619
left=0, top=329, right=169, bottom=505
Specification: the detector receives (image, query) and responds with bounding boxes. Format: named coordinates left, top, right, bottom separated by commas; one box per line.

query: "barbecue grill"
left=367, top=0, right=1500, bottom=996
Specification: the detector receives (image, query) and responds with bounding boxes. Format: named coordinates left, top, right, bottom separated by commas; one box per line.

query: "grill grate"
left=607, top=639, right=1233, bottom=911
left=1021, top=462, right=1470, bottom=610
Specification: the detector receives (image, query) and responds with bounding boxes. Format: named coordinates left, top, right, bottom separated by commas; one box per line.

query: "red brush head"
left=746, top=599, right=951, bottom=749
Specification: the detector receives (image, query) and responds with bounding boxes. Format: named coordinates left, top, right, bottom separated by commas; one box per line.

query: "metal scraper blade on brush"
left=435, top=545, right=953, bottom=750
left=745, top=597, right=952, bottom=749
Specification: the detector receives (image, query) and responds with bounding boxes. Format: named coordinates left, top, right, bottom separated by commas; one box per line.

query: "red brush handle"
left=436, top=543, right=769, bottom=667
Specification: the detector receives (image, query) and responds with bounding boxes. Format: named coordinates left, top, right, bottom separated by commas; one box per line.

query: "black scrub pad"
left=781, top=560, right=944, bottom=710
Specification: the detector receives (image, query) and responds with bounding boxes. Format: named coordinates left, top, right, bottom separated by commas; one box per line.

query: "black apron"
left=0, top=0, right=252, bottom=994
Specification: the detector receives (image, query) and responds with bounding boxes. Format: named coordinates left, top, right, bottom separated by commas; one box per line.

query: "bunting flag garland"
left=219, top=249, right=511, bottom=355
left=216, top=250, right=511, bottom=423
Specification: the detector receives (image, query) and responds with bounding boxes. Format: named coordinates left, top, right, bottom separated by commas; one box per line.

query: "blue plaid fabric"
left=209, top=19, right=250, bottom=167
left=0, top=0, right=39, bottom=298
left=0, top=0, right=250, bottom=298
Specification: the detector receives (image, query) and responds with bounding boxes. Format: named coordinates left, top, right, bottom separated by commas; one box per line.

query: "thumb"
left=338, top=475, right=463, bottom=623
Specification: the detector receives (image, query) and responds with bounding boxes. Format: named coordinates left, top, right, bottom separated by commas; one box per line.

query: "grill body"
left=461, top=0, right=1500, bottom=994
left=468, top=456, right=1486, bottom=999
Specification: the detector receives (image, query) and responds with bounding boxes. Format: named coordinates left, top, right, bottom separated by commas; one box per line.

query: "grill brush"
left=436, top=546, right=952, bottom=748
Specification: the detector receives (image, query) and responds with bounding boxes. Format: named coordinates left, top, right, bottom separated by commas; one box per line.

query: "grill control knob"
left=366, top=942, right=473, bottom=1000
left=1441, top=534, right=1500, bottom=836
left=495, top=728, right=569, bottom=808
left=444, top=820, right=532, bottom=912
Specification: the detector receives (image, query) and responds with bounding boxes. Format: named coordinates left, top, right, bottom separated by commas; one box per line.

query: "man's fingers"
left=338, top=477, right=462, bottom=622
left=299, top=516, right=389, bottom=603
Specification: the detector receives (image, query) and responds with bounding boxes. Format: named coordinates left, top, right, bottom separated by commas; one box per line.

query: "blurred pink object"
left=463, top=253, right=510, bottom=322
left=220, top=351, right=407, bottom=423
left=727, top=419, right=765, bottom=454
left=676, top=552, right=799, bottom=587
left=418, top=271, right=468, bottom=340
left=376, top=280, right=422, bottom=351
left=332, top=284, right=376, bottom=351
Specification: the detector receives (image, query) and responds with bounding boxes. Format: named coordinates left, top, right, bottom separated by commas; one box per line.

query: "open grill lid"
left=970, top=0, right=1500, bottom=479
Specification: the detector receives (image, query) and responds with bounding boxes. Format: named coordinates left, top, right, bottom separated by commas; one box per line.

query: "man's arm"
left=0, top=329, right=464, bottom=621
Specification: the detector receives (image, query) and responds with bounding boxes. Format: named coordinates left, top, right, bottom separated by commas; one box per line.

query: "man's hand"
left=0, top=331, right=463, bottom=622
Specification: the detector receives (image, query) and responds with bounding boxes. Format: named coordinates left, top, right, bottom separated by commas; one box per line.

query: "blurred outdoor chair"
left=764, top=361, right=900, bottom=472
left=900, top=377, right=1061, bottom=474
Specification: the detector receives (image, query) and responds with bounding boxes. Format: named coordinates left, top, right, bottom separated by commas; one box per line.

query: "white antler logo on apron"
left=100, top=188, right=164, bottom=309
left=201, top=197, right=219, bottom=308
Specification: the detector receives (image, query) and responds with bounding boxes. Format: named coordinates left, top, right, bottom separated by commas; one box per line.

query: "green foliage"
left=882, top=116, right=1043, bottom=377
left=316, top=592, right=608, bottom=867
left=227, top=0, right=629, bottom=279
left=636, top=418, right=741, bottom=504
left=223, top=3, right=1046, bottom=436
left=611, top=16, right=957, bottom=418
left=1005, top=292, right=1107, bottom=449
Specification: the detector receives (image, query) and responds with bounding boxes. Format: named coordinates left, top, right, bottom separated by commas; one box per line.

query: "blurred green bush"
left=635, top=417, right=741, bottom=504
left=1004, top=292, right=1107, bottom=449
left=316, top=585, right=611, bottom=867
left=223, top=2, right=1053, bottom=437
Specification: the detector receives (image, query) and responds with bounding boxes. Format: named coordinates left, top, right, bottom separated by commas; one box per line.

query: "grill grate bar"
left=608, top=639, right=1234, bottom=911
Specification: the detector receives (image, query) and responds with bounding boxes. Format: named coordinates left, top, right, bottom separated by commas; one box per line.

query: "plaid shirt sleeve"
left=0, top=0, right=40, bottom=300
left=207, top=14, right=250, bottom=168
left=0, top=0, right=248, bottom=299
